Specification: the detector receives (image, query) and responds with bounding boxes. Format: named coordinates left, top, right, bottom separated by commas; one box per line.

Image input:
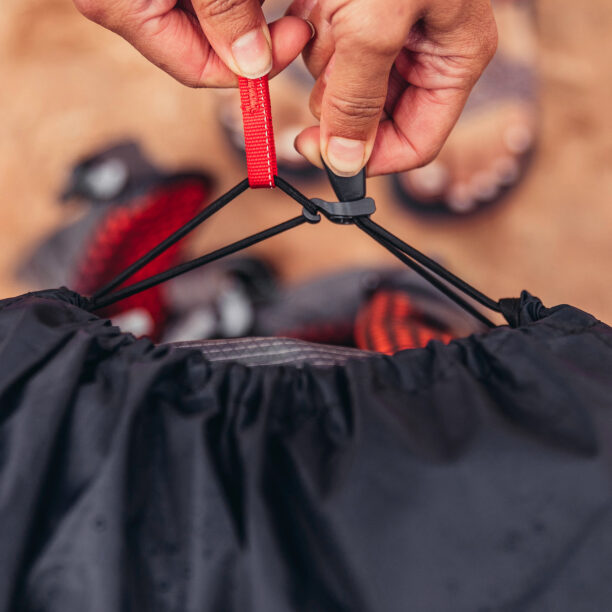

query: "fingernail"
left=326, top=137, right=366, bottom=177
left=470, top=170, right=500, bottom=200
left=231, top=27, right=273, bottom=79
left=305, top=19, right=316, bottom=40
left=503, top=123, right=534, bottom=155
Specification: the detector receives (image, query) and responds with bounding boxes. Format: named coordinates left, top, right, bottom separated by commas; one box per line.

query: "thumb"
left=320, top=38, right=399, bottom=176
left=194, top=0, right=272, bottom=79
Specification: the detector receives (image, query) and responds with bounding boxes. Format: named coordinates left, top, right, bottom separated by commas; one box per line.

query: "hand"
left=289, top=0, right=498, bottom=176
left=73, top=0, right=313, bottom=87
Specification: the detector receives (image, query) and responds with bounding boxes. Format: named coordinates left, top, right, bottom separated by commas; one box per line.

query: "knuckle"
left=359, top=37, right=398, bottom=58
left=309, top=96, right=322, bottom=120
left=326, top=91, right=385, bottom=130
left=414, top=148, right=438, bottom=169
left=328, top=93, right=383, bottom=120
left=199, top=0, right=253, bottom=19
left=413, top=138, right=444, bottom=168
left=467, top=10, right=499, bottom=62
left=482, top=24, right=499, bottom=60
left=73, top=0, right=106, bottom=22
left=329, top=4, right=404, bottom=57
left=337, top=25, right=402, bottom=58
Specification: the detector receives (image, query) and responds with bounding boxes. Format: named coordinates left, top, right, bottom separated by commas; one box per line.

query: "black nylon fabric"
left=1, top=288, right=612, bottom=611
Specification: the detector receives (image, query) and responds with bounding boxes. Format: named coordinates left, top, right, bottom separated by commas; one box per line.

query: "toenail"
left=471, top=170, right=500, bottom=201
left=493, top=156, right=521, bottom=186
left=503, top=123, right=535, bottom=155
left=447, top=184, right=477, bottom=214
left=411, top=161, right=449, bottom=196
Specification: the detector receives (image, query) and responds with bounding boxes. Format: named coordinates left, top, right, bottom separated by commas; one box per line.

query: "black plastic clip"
left=301, top=206, right=322, bottom=224
left=307, top=163, right=376, bottom=225
left=309, top=196, right=376, bottom=225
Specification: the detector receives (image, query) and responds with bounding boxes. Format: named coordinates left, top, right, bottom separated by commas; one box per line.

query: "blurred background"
left=1, top=0, right=612, bottom=325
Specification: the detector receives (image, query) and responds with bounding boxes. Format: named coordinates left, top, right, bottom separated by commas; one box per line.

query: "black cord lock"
left=303, top=164, right=376, bottom=225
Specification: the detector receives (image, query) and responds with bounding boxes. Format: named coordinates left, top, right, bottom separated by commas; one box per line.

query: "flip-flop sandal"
left=252, top=267, right=484, bottom=349
left=160, top=256, right=279, bottom=344
left=73, top=175, right=212, bottom=341
left=391, top=0, right=538, bottom=218
left=18, top=141, right=213, bottom=341
left=355, top=289, right=455, bottom=354
left=18, top=141, right=168, bottom=290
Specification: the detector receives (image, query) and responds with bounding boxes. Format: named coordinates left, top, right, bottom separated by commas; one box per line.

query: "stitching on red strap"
left=238, top=76, right=278, bottom=189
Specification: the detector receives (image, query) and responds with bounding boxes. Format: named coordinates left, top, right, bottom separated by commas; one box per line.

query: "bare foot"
left=394, top=0, right=538, bottom=215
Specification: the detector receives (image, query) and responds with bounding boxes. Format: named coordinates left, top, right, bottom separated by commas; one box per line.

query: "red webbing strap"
left=238, top=76, right=278, bottom=189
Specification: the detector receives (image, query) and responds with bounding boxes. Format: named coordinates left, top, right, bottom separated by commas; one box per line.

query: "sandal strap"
left=463, top=52, right=537, bottom=115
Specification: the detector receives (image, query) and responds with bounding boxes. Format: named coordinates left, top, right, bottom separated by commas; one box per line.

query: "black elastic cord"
left=358, top=217, right=502, bottom=314
left=355, top=218, right=497, bottom=328
left=274, top=176, right=319, bottom=216
left=92, top=179, right=250, bottom=301
left=90, top=215, right=307, bottom=311
left=278, top=176, right=501, bottom=321
left=87, top=173, right=502, bottom=329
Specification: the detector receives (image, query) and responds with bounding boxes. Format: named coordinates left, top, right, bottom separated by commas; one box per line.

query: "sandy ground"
left=1, top=0, right=612, bottom=323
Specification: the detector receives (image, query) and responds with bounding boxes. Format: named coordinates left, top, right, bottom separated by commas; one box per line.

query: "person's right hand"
left=73, top=0, right=313, bottom=87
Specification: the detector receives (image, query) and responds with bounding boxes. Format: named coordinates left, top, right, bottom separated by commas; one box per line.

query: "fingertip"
left=231, top=26, right=273, bottom=79
left=295, top=127, right=324, bottom=169
left=267, top=16, right=314, bottom=77
left=269, top=16, right=313, bottom=49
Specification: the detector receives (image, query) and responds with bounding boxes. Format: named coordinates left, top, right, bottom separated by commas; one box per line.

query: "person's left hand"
left=288, top=0, right=498, bottom=177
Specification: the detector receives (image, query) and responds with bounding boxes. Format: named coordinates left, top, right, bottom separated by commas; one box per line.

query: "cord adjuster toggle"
left=308, top=196, right=376, bottom=225
left=305, top=164, right=376, bottom=224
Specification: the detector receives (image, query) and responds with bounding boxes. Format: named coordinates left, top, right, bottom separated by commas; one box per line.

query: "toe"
left=407, top=161, right=450, bottom=199
left=503, top=121, right=535, bottom=155
left=447, top=183, right=478, bottom=214
left=470, top=169, right=502, bottom=201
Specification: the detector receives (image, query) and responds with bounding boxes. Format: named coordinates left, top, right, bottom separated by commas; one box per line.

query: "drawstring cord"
left=88, top=76, right=503, bottom=328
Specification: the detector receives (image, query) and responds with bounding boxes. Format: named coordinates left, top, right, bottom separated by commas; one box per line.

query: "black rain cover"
left=1, top=288, right=612, bottom=612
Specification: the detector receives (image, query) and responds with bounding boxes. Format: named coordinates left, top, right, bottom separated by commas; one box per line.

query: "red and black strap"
left=238, top=76, right=278, bottom=189
left=355, top=290, right=454, bottom=354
